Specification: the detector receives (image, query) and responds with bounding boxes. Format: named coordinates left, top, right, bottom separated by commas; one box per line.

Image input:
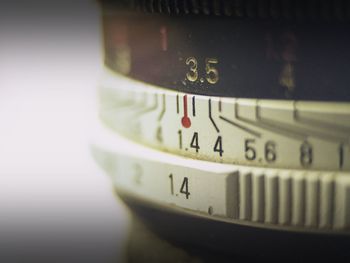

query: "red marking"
left=111, top=25, right=128, bottom=46
left=181, top=95, right=191, bottom=128
left=160, top=26, right=168, bottom=51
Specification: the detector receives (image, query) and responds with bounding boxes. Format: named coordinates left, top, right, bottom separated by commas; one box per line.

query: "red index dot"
left=181, top=116, right=191, bottom=128
left=181, top=95, right=191, bottom=128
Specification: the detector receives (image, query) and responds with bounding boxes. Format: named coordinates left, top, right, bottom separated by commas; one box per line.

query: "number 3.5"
left=185, top=57, right=219, bottom=85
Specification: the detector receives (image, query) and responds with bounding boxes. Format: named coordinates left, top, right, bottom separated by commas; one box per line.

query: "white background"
left=0, top=1, right=128, bottom=261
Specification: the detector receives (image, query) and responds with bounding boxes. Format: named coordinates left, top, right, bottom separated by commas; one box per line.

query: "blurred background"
left=0, top=1, right=128, bottom=261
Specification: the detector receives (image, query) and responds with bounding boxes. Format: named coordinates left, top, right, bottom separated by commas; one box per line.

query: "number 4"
left=213, top=136, right=223, bottom=157
left=180, top=177, right=190, bottom=199
left=190, top=132, right=200, bottom=152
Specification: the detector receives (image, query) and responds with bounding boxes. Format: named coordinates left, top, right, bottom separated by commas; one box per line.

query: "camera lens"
left=93, top=1, right=350, bottom=261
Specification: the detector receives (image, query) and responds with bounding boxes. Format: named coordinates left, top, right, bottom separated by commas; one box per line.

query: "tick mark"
left=209, top=99, right=220, bottom=133
left=192, top=96, right=196, bottom=117
left=185, top=148, right=188, bottom=151
left=176, top=94, right=179, bottom=114
left=158, top=94, right=166, bottom=121
left=181, top=95, right=191, bottom=128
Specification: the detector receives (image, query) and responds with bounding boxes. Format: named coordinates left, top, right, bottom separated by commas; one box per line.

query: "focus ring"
left=101, top=0, right=350, bottom=21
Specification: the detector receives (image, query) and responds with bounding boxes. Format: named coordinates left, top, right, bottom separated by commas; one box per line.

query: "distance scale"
left=93, top=68, right=350, bottom=232
left=100, top=68, right=350, bottom=172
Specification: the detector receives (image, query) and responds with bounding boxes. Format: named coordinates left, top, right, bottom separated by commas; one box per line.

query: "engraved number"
left=265, top=141, right=277, bottom=163
left=185, top=57, right=198, bottom=82
left=178, top=130, right=183, bottom=149
left=190, top=132, right=200, bottom=153
left=245, top=139, right=256, bottom=161
left=169, top=174, right=174, bottom=195
left=185, top=57, right=219, bottom=84
left=213, top=136, right=223, bottom=157
left=169, top=175, right=190, bottom=199
left=205, top=58, right=219, bottom=84
left=300, top=141, right=313, bottom=167
left=180, top=177, right=190, bottom=199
